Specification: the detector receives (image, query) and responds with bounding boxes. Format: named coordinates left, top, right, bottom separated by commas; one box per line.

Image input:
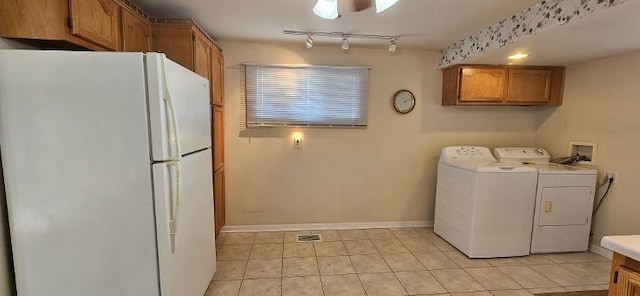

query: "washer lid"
left=493, top=147, right=551, bottom=163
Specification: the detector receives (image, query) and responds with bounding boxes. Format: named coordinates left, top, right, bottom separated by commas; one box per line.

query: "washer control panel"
left=442, top=146, right=494, bottom=160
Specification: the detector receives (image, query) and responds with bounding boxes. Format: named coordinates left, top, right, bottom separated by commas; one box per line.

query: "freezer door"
left=152, top=150, right=216, bottom=296
left=0, top=50, right=160, bottom=295
left=146, top=53, right=211, bottom=161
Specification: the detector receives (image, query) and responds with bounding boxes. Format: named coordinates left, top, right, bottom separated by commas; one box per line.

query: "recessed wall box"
left=568, top=141, right=597, bottom=165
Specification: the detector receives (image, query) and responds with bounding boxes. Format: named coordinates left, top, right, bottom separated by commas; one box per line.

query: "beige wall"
left=0, top=37, right=33, bottom=296
left=535, top=51, right=640, bottom=244
left=221, top=41, right=538, bottom=226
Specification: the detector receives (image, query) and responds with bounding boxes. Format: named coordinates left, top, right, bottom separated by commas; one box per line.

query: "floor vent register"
left=296, top=234, right=322, bottom=243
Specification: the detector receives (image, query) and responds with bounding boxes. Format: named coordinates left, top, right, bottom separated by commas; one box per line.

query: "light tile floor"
left=206, top=228, right=611, bottom=296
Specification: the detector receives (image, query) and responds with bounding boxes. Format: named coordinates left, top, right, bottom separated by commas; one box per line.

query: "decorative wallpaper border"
left=439, top=0, right=632, bottom=68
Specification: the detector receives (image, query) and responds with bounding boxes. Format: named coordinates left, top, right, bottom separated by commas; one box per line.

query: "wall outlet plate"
left=568, top=141, right=597, bottom=165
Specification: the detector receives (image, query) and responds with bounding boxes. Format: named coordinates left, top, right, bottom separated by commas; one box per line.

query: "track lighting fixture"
left=284, top=30, right=398, bottom=52
left=305, top=35, right=314, bottom=49
left=388, top=38, right=397, bottom=52
left=341, top=38, right=350, bottom=51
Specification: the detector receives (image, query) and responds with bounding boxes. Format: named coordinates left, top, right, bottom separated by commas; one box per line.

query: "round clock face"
left=393, top=90, right=415, bottom=114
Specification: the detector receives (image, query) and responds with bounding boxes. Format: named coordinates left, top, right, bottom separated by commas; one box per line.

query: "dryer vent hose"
left=550, top=154, right=591, bottom=165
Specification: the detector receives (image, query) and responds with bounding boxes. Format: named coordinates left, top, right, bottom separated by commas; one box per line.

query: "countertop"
left=601, top=235, right=640, bottom=262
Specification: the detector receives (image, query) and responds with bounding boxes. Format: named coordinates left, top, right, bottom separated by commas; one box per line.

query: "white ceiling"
left=133, top=0, right=540, bottom=50
left=133, top=0, right=640, bottom=65
left=465, top=0, right=640, bottom=66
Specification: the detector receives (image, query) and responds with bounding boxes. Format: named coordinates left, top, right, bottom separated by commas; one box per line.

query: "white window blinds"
left=244, top=64, right=369, bottom=128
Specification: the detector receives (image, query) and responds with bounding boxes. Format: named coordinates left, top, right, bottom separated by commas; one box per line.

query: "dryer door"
left=538, top=186, right=592, bottom=226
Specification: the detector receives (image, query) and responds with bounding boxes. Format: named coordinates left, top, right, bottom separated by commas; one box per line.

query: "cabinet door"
left=151, top=26, right=193, bottom=70
left=459, top=68, right=507, bottom=103
left=618, top=267, right=640, bottom=296
left=69, top=0, right=120, bottom=50
left=508, top=69, right=552, bottom=104
left=213, top=167, right=225, bottom=236
left=193, top=31, right=211, bottom=80
left=211, top=48, right=224, bottom=106
left=212, top=106, right=224, bottom=171
left=121, top=8, right=151, bottom=52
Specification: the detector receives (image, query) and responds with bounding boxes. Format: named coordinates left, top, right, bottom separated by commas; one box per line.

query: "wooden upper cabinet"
left=120, top=7, right=151, bottom=52
left=193, top=31, right=211, bottom=80
left=507, top=69, right=551, bottom=103
left=459, top=68, right=507, bottom=103
left=151, top=25, right=194, bottom=69
left=442, top=65, right=565, bottom=106
left=211, top=47, right=225, bottom=106
left=69, top=0, right=120, bottom=50
left=0, top=0, right=110, bottom=50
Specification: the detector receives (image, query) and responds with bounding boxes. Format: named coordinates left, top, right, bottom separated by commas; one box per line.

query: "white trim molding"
left=221, top=220, right=433, bottom=233
left=589, top=243, right=614, bottom=260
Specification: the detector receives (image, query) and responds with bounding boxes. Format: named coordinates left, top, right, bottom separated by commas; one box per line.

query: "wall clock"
left=392, top=90, right=415, bottom=114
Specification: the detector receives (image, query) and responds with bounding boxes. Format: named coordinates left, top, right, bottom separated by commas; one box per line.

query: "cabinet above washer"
left=442, top=64, right=565, bottom=106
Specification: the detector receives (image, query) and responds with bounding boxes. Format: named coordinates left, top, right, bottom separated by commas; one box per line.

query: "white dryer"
left=434, top=146, right=538, bottom=258
left=494, top=147, right=598, bottom=253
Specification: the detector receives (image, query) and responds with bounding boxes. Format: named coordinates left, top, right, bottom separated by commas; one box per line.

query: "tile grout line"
left=345, top=249, right=370, bottom=296
left=376, top=231, right=411, bottom=296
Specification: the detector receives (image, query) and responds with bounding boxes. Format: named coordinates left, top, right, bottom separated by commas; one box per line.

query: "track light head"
left=341, top=37, right=350, bottom=51
left=305, top=35, right=314, bottom=49
left=388, top=38, right=397, bottom=52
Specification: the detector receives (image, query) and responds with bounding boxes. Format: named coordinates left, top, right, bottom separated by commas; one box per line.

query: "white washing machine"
left=434, top=146, right=538, bottom=258
left=494, top=147, right=598, bottom=253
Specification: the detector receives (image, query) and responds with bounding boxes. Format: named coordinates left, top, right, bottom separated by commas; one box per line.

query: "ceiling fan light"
left=341, top=37, right=350, bottom=51
left=313, top=0, right=339, bottom=19
left=305, top=35, right=314, bottom=49
left=375, top=0, right=399, bottom=13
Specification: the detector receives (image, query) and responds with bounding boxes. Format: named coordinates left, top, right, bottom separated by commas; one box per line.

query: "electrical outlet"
left=604, top=171, right=617, bottom=183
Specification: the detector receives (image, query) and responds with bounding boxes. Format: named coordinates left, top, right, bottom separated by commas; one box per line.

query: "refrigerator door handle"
left=161, top=57, right=182, bottom=161
left=167, top=160, right=182, bottom=253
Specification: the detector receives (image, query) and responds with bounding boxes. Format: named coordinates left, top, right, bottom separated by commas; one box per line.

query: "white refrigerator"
left=0, top=50, right=216, bottom=296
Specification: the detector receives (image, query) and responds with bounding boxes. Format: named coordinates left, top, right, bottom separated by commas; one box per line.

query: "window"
left=244, top=64, right=369, bottom=128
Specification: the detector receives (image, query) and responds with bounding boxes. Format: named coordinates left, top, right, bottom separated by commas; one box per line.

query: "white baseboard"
left=221, top=220, right=434, bottom=233
left=589, top=243, right=613, bottom=259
